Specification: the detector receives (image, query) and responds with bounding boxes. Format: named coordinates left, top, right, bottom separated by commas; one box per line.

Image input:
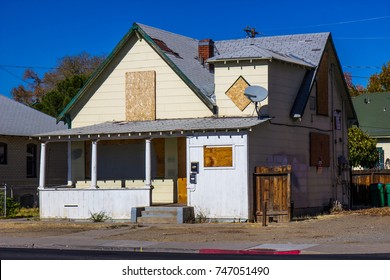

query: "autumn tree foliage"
left=344, top=72, right=365, bottom=97
left=11, top=52, right=105, bottom=115
left=367, top=61, right=390, bottom=93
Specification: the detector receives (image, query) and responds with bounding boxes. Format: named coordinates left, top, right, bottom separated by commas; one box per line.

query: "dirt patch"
left=0, top=219, right=132, bottom=238
left=105, top=213, right=390, bottom=244
left=1, top=209, right=390, bottom=244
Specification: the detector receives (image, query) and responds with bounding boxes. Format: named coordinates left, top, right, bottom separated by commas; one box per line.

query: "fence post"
left=262, top=201, right=267, bottom=227
left=3, top=184, right=6, bottom=217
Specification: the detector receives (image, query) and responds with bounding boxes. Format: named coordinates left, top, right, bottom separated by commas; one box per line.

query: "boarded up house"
left=35, top=23, right=357, bottom=221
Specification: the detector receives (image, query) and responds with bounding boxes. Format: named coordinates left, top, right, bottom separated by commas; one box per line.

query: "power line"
left=262, top=15, right=390, bottom=31
left=343, top=65, right=382, bottom=69
left=334, top=36, right=390, bottom=40
left=0, top=64, right=97, bottom=70
left=0, top=64, right=57, bottom=70
left=0, top=66, right=29, bottom=85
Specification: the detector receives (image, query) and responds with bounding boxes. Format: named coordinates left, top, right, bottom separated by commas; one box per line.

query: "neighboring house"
left=352, top=92, right=390, bottom=169
left=35, top=23, right=357, bottom=221
left=0, top=94, right=67, bottom=206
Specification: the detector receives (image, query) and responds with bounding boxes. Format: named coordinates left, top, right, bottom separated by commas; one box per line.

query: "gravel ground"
left=1, top=208, right=389, bottom=246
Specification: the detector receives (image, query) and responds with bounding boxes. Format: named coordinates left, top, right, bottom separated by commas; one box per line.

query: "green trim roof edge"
left=57, top=23, right=215, bottom=125
left=289, top=34, right=357, bottom=122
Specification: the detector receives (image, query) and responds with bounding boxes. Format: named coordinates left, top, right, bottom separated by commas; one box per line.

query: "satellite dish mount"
left=244, top=85, right=268, bottom=118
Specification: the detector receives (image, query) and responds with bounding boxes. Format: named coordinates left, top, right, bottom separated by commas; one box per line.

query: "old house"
left=35, top=23, right=356, bottom=221
left=0, top=94, right=67, bottom=206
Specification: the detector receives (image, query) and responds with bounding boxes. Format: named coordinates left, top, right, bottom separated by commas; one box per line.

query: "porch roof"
left=34, top=117, right=270, bottom=141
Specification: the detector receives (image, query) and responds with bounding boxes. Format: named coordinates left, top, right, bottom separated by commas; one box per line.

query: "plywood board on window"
left=204, top=146, right=233, bottom=167
left=225, top=76, right=251, bottom=111
left=125, top=71, right=156, bottom=121
left=316, top=52, right=328, bottom=116
left=310, top=132, right=330, bottom=167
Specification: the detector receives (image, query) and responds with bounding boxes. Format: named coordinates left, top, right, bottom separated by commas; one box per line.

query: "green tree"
left=11, top=52, right=105, bottom=107
left=348, top=127, right=379, bottom=169
left=33, top=74, right=88, bottom=117
left=367, top=61, right=390, bottom=92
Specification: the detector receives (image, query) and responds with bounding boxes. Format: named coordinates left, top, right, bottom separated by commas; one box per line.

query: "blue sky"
left=1, top=0, right=390, bottom=98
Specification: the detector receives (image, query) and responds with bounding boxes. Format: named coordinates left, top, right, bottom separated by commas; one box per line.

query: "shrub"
left=0, top=195, right=21, bottom=217
left=89, top=211, right=110, bottom=222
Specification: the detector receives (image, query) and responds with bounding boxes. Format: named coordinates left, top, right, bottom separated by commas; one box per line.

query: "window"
left=0, top=143, right=7, bottom=164
left=310, top=133, right=330, bottom=167
left=27, top=143, right=37, bottom=178
left=204, top=146, right=233, bottom=168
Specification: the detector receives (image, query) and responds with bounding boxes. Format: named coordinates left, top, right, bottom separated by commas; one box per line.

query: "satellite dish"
left=244, top=85, right=268, bottom=102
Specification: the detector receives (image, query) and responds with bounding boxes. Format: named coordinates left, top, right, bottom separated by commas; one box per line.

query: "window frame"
left=26, top=143, right=37, bottom=178
left=0, top=142, right=7, bottom=165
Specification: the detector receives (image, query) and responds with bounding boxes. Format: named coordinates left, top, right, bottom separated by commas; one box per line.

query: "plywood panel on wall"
left=204, top=146, right=233, bottom=167
left=125, top=71, right=156, bottom=121
left=316, top=52, right=329, bottom=116
left=225, top=76, right=251, bottom=111
left=310, top=132, right=330, bottom=167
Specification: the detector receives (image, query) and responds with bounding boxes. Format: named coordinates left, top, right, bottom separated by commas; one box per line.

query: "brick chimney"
left=198, top=39, right=214, bottom=72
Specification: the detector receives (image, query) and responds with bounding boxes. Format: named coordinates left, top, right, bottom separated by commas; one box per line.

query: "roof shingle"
left=0, top=95, right=67, bottom=136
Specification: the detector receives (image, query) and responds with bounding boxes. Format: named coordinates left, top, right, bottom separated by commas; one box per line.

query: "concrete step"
left=137, top=216, right=178, bottom=224
left=141, top=210, right=178, bottom=218
left=131, top=206, right=195, bottom=224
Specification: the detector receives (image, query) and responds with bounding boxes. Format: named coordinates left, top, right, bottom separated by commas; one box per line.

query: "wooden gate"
left=253, top=165, right=292, bottom=223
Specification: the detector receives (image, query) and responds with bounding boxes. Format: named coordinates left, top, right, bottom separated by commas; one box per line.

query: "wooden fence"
left=351, top=170, right=390, bottom=206
left=253, top=165, right=291, bottom=223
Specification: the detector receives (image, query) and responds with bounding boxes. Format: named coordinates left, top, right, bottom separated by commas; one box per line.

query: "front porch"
left=35, top=118, right=264, bottom=221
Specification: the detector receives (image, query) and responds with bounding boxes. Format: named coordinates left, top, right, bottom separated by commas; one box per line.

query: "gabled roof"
left=210, top=33, right=330, bottom=67
left=58, top=23, right=216, bottom=124
left=137, top=24, right=215, bottom=102
left=352, top=92, right=390, bottom=137
left=58, top=23, right=351, bottom=124
left=0, top=94, right=67, bottom=136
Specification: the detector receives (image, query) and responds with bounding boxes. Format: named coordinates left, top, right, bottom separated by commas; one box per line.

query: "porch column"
left=91, top=140, right=98, bottom=189
left=38, top=142, right=47, bottom=190
left=145, top=139, right=152, bottom=188
left=67, top=141, right=72, bottom=186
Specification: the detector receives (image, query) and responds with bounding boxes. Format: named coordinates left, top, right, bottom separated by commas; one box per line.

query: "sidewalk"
left=1, top=224, right=390, bottom=255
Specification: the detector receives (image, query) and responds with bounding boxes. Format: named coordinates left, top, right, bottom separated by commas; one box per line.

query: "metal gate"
left=253, top=165, right=291, bottom=224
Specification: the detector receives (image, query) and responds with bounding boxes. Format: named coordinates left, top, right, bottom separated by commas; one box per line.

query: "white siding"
left=187, top=133, right=249, bottom=220
left=377, top=139, right=390, bottom=167
left=39, top=188, right=150, bottom=220
left=214, top=61, right=268, bottom=117
left=72, top=37, right=212, bottom=128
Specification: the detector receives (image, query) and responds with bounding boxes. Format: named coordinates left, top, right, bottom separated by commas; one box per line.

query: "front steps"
left=131, top=206, right=194, bottom=224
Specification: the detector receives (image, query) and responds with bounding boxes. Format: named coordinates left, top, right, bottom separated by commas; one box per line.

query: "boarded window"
left=310, top=132, right=330, bottom=167
left=26, top=143, right=37, bottom=178
left=0, top=142, right=7, bottom=164
left=204, top=146, right=233, bottom=168
left=316, top=52, right=329, bottom=116
left=225, top=76, right=251, bottom=111
left=125, top=71, right=156, bottom=121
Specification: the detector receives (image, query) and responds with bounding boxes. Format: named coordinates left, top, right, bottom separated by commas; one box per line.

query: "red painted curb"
left=199, top=249, right=301, bottom=255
